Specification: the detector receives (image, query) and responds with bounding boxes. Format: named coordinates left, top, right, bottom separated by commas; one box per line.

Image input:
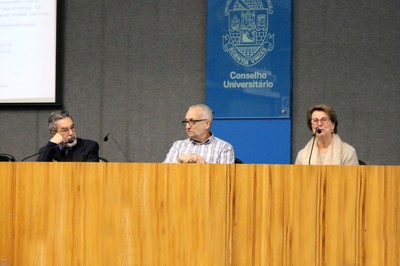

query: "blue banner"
left=206, top=0, right=292, bottom=118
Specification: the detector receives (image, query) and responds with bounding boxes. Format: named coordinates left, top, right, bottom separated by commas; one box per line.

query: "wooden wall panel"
left=0, top=163, right=399, bottom=265
left=0, top=163, right=15, bottom=266
left=231, top=165, right=322, bottom=265
left=11, top=163, right=230, bottom=265
left=231, top=165, right=399, bottom=266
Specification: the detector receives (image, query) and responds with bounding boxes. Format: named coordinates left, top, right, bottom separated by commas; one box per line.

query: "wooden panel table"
left=231, top=165, right=399, bottom=265
left=0, top=163, right=15, bottom=266
left=0, top=163, right=399, bottom=265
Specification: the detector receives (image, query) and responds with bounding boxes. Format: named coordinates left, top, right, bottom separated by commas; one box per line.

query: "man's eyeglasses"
left=311, top=117, right=330, bottom=125
left=181, top=119, right=207, bottom=126
left=58, top=125, right=76, bottom=134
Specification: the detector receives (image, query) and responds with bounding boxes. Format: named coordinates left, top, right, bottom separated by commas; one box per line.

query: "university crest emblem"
left=223, top=0, right=274, bottom=66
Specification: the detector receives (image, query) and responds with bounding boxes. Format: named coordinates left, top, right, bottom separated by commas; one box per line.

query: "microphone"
left=21, top=138, right=75, bottom=162
left=103, top=132, right=132, bottom=162
left=308, top=128, right=321, bottom=165
left=103, top=133, right=110, bottom=142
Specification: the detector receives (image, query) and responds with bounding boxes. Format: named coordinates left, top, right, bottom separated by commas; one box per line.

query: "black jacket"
left=37, top=138, right=99, bottom=162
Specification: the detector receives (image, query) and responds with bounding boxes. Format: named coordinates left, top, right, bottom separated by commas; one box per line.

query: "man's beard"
left=65, top=137, right=77, bottom=148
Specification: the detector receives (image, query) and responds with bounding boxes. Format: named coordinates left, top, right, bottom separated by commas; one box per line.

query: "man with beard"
left=37, top=110, right=99, bottom=162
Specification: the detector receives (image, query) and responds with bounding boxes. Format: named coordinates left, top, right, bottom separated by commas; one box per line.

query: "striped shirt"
left=163, top=134, right=235, bottom=164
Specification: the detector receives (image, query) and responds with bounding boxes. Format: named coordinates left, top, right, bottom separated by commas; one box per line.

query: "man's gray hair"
left=48, top=110, right=73, bottom=132
left=189, top=104, right=214, bottom=122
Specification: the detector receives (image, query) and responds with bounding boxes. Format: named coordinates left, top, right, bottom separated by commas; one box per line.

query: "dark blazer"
left=37, top=138, right=99, bottom=162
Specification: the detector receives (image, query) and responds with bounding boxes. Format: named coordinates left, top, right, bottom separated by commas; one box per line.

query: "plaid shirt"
left=163, top=134, right=234, bottom=164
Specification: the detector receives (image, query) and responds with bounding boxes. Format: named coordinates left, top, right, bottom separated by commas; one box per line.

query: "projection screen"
left=0, top=0, right=62, bottom=106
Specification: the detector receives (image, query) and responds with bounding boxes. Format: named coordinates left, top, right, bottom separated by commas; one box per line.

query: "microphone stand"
left=21, top=139, right=74, bottom=162
left=308, top=128, right=320, bottom=165
left=308, top=133, right=317, bottom=165
left=103, top=133, right=132, bottom=162
left=21, top=144, right=60, bottom=162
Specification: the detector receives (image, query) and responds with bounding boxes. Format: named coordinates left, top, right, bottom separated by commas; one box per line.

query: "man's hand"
left=177, top=154, right=206, bottom=163
left=50, top=133, right=64, bottom=144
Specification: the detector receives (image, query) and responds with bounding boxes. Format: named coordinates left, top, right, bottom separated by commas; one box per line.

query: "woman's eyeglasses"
left=311, top=117, right=330, bottom=125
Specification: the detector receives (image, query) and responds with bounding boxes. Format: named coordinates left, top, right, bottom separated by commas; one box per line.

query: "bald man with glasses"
left=163, top=104, right=235, bottom=164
